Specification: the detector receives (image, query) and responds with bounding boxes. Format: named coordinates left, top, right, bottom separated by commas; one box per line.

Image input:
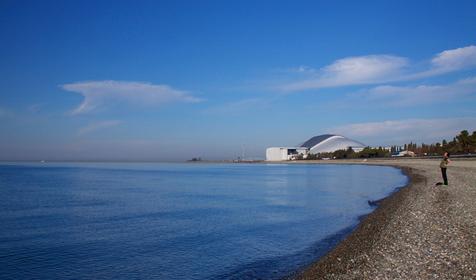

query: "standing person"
left=440, top=152, right=451, bottom=185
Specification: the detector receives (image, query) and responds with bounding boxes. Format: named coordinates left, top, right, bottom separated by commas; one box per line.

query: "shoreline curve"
left=288, top=158, right=476, bottom=279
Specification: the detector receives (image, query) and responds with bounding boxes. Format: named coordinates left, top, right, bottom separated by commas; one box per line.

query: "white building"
left=266, top=147, right=309, bottom=161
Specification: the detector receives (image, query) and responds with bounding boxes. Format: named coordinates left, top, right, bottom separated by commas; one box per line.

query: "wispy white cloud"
left=331, top=117, right=476, bottom=145
left=282, top=55, right=408, bottom=91
left=431, top=45, right=476, bottom=73
left=407, top=45, right=476, bottom=79
left=280, top=45, right=476, bottom=92
left=78, top=120, right=122, bottom=135
left=61, top=80, right=202, bottom=115
left=360, top=75, right=476, bottom=106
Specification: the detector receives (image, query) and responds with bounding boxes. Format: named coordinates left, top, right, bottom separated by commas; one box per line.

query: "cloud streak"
left=78, top=120, right=122, bottom=135
left=280, top=45, right=476, bottom=92
left=331, top=117, right=476, bottom=145
left=282, top=55, right=408, bottom=91
left=61, top=80, right=201, bottom=115
left=359, top=75, right=476, bottom=106
left=431, top=45, right=476, bottom=73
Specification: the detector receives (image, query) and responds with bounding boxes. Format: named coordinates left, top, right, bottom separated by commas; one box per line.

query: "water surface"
left=0, top=162, right=407, bottom=279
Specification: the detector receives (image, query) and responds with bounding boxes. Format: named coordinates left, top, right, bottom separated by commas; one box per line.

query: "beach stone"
left=295, top=159, right=476, bottom=279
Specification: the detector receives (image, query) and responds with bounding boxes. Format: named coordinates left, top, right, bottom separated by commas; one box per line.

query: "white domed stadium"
left=266, top=134, right=366, bottom=161
left=300, top=134, right=366, bottom=154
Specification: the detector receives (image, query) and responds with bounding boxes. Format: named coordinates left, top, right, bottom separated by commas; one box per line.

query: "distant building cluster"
left=266, top=134, right=366, bottom=161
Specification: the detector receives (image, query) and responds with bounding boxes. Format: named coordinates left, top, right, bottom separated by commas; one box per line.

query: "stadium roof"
left=300, top=134, right=335, bottom=149
left=300, top=134, right=366, bottom=153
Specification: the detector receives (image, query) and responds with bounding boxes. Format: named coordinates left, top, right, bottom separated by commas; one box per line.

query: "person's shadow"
left=435, top=182, right=444, bottom=186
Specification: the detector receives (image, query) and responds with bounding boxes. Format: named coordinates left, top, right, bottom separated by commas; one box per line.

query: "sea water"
left=0, top=162, right=407, bottom=279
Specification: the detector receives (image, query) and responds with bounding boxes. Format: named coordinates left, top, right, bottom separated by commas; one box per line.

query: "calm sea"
left=0, top=162, right=407, bottom=279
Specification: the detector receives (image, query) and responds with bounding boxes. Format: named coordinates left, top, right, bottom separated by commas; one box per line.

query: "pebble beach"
left=294, top=158, right=476, bottom=279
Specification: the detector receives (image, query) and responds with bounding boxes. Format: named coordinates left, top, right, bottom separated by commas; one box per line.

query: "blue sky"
left=1, top=0, right=476, bottom=161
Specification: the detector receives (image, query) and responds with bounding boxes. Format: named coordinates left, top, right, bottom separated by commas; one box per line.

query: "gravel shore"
left=295, top=158, right=476, bottom=279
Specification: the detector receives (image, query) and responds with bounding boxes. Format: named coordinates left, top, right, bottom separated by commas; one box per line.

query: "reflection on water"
left=0, top=162, right=407, bottom=279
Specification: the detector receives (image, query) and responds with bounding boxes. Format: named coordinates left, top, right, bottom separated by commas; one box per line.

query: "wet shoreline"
left=291, top=159, right=476, bottom=279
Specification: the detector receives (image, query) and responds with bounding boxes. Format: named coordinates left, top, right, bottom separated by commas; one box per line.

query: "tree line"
left=402, top=130, right=476, bottom=155
left=302, top=130, right=476, bottom=160
left=305, top=146, right=391, bottom=160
